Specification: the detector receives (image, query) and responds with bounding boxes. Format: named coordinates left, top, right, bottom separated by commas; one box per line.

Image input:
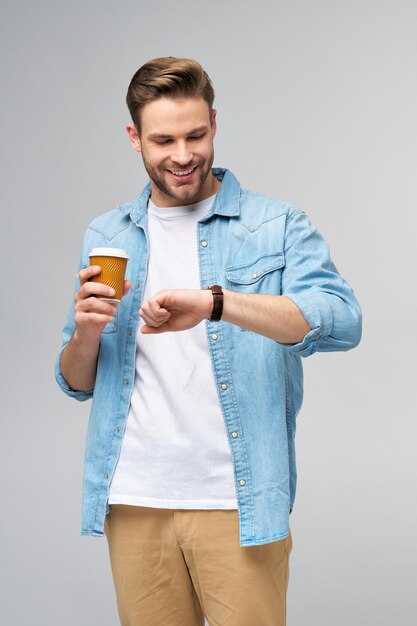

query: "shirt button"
left=136, top=282, right=141, bottom=289
left=231, top=431, right=238, bottom=438
left=124, top=379, right=130, bottom=385
left=115, top=426, right=120, bottom=433
left=221, top=383, right=228, bottom=390
left=239, top=479, right=246, bottom=486
left=105, top=473, right=109, bottom=480
left=201, top=241, right=208, bottom=247
left=252, top=272, right=257, bottom=279
left=128, top=330, right=133, bottom=337
left=211, top=334, right=218, bottom=341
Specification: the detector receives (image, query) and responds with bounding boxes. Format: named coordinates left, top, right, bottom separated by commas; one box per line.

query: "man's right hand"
left=60, top=266, right=131, bottom=392
left=74, top=265, right=131, bottom=344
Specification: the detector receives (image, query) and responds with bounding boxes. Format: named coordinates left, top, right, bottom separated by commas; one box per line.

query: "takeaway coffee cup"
left=88, top=247, right=129, bottom=302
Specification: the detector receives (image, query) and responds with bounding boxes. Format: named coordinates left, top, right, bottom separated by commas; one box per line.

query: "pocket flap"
left=226, top=252, right=285, bottom=285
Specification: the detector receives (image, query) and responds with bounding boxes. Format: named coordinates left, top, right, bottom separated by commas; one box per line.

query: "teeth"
left=171, top=167, right=194, bottom=176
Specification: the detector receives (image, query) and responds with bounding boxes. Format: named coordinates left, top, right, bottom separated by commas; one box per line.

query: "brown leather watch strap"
left=204, top=285, right=224, bottom=322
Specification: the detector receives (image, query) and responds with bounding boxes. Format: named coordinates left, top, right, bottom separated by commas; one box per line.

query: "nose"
left=171, top=141, right=192, bottom=166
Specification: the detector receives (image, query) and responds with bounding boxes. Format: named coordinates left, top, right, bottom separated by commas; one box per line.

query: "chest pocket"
left=225, top=252, right=285, bottom=294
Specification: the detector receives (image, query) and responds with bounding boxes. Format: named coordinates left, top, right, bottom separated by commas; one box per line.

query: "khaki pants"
left=104, top=505, right=292, bottom=626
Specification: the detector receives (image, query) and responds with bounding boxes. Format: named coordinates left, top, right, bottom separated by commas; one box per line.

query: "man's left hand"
left=140, top=289, right=213, bottom=334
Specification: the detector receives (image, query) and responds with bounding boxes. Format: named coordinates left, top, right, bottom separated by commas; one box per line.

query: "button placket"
left=198, top=220, right=254, bottom=522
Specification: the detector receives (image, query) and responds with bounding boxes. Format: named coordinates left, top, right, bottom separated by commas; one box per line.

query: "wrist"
left=73, top=328, right=101, bottom=354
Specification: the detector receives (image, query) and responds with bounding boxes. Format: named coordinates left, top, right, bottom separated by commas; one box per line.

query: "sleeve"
left=54, top=228, right=97, bottom=401
left=280, top=208, right=362, bottom=357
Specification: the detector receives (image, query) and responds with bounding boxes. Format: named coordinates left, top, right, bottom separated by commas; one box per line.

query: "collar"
left=128, top=168, right=241, bottom=226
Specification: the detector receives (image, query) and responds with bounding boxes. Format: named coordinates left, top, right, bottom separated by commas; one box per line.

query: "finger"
left=77, top=297, right=118, bottom=315
left=148, top=299, right=170, bottom=317
left=141, top=323, right=167, bottom=334
left=77, top=281, right=116, bottom=302
left=76, top=311, right=116, bottom=327
left=139, top=312, right=170, bottom=328
left=140, top=300, right=162, bottom=319
left=78, top=265, right=102, bottom=286
left=140, top=303, right=170, bottom=326
left=122, top=279, right=131, bottom=297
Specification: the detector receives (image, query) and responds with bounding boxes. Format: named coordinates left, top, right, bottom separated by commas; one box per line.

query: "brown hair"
left=126, top=57, right=215, bottom=132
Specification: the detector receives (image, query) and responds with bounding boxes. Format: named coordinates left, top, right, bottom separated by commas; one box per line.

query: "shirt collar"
left=129, top=168, right=241, bottom=226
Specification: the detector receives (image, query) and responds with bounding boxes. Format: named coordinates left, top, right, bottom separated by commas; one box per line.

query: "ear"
left=126, top=123, right=142, bottom=152
left=210, top=108, right=217, bottom=138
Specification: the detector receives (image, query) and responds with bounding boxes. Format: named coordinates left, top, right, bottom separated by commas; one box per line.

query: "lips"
left=168, top=165, right=197, bottom=181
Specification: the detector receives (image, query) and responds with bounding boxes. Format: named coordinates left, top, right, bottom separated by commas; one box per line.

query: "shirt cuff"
left=55, top=346, right=94, bottom=401
left=281, top=291, right=334, bottom=356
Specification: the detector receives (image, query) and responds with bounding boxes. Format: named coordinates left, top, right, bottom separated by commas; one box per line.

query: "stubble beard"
left=141, top=150, right=214, bottom=205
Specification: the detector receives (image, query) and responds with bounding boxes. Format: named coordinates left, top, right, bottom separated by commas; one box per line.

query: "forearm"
left=58, top=268, right=131, bottom=393
left=140, top=287, right=311, bottom=343
left=222, top=290, right=311, bottom=343
left=60, top=330, right=100, bottom=392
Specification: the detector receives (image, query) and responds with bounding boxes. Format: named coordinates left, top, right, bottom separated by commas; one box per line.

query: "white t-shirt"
left=108, top=194, right=238, bottom=509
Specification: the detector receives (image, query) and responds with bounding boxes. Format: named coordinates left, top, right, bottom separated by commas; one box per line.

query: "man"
left=56, top=57, right=362, bottom=626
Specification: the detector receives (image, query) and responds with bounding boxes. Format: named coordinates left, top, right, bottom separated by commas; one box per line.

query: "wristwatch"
left=203, top=285, right=224, bottom=322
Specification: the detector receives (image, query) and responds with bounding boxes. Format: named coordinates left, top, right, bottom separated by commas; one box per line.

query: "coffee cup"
left=88, top=247, right=129, bottom=302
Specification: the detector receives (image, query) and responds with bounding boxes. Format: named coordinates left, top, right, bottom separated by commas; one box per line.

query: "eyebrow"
left=147, top=125, right=209, bottom=140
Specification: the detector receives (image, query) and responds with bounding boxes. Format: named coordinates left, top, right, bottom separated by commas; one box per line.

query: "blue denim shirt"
left=55, top=168, right=362, bottom=546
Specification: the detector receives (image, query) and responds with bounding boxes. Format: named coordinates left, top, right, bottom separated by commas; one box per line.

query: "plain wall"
left=1, top=1, right=416, bottom=624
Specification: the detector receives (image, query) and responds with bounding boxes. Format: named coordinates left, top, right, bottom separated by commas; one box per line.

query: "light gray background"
left=1, top=1, right=416, bottom=624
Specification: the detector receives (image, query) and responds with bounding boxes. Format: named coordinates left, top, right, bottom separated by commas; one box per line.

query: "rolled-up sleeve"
left=55, top=346, right=94, bottom=401
left=281, top=209, right=362, bottom=357
left=55, top=230, right=96, bottom=401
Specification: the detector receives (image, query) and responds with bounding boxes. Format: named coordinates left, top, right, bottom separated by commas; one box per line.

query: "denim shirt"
left=55, top=168, right=362, bottom=546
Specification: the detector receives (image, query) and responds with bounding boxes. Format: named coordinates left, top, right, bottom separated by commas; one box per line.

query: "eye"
left=155, top=139, right=172, bottom=145
left=188, top=133, right=204, bottom=141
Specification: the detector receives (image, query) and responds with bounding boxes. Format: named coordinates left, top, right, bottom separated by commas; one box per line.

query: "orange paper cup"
left=88, top=247, right=129, bottom=302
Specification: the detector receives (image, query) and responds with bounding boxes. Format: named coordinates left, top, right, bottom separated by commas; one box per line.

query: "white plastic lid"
left=88, top=247, right=129, bottom=259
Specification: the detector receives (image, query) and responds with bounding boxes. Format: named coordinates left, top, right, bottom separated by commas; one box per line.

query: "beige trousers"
left=104, top=505, right=292, bottom=626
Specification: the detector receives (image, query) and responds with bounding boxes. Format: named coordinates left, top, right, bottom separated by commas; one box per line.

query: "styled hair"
left=126, top=57, right=215, bottom=131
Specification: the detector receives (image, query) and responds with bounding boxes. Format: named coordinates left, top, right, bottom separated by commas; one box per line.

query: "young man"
left=56, top=57, right=362, bottom=626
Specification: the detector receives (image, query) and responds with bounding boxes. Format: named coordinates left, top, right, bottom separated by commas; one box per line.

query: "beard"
left=141, top=148, right=215, bottom=205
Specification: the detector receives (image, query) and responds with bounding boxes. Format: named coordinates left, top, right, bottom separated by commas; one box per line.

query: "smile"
left=168, top=166, right=197, bottom=178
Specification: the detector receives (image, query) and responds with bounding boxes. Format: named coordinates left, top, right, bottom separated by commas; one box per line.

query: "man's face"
left=127, top=96, right=219, bottom=207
